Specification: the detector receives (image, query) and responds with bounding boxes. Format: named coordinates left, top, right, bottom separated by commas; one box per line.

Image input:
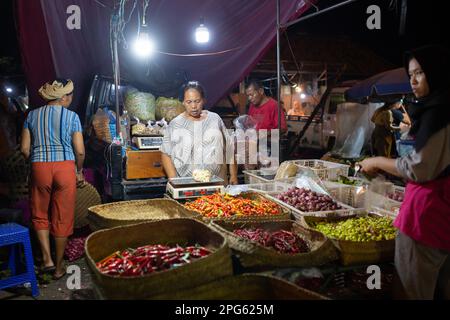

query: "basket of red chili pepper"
left=184, top=192, right=290, bottom=222
left=211, top=219, right=338, bottom=269
left=85, top=218, right=233, bottom=299
left=87, top=198, right=201, bottom=231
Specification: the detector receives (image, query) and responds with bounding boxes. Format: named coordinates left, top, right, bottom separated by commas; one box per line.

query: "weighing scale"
left=135, top=135, right=164, bottom=150
left=166, top=176, right=225, bottom=199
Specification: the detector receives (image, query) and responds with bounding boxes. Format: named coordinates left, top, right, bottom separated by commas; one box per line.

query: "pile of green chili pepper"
left=184, top=193, right=280, bottom=218
left=96, top=244, right=212, bottom=277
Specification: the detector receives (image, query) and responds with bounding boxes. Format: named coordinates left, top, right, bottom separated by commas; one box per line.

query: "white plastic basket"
left=241, top=181, right=295, bottom=195
left=242, top=169, right=277, bottom=184
left=293, top=159, right=350, bottom=181
left=364, top=189, right=402, bottom=217
left=323, top=181, right=367, bottom=209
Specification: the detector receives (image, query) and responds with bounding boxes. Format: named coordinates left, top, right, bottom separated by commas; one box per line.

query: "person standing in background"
left=20, top=79, right=85, bottom=280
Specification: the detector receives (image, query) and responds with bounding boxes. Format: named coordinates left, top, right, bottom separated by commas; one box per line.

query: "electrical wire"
left=156, top=46, right=244, bottom=57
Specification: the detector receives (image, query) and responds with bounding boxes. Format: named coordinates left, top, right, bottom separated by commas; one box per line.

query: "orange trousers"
left=30, top=161, right=76, bottom=237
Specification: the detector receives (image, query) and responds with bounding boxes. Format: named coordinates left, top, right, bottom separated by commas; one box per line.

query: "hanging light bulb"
left=300, top=93, right=306, bottom=99
left=295, top=85, right=302, bottom=93
left=133, top=24, right=155, bottom=58
left=195, top=18, right=209, bottom=43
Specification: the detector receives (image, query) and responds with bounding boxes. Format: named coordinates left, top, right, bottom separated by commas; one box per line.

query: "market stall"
left=80, top=155, right=405, bottom=299
left=5, top=0, right=416, bottom=301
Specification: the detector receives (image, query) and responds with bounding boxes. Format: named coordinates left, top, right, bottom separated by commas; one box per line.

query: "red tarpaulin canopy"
left=15, top=0, right=313, bottom=120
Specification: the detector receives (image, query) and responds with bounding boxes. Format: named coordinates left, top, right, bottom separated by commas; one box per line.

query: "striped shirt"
left=24, top=105, right=82, bottom=163
left=160, top=111, right=232, bottom=179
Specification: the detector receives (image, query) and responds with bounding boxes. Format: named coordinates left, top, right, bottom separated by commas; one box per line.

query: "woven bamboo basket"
left=186, top=192, right=292, bottom=223
left=87, top=198, right=202, bottom=230
left=210, top=219, right=339, bottom=269
left=92, top=115, right=112, bottom=143
left=85, top=218, right=233, bottom=300
left=298, top=213, right=395, bottom=266
left=74, top=183, right=101, bottom=229
left=151, top=274, right=328, bottom=300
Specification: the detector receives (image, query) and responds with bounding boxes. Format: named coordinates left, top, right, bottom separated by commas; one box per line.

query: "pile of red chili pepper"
left=233, top=228, right=309, bottom=254
left=96, top=244, right=212, bottom=277
left=184, top=193, right=280, bottom=218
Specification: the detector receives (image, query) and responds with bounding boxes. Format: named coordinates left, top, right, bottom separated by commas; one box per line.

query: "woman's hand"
left=76, top=171, right=86, bottom=188
left=358, top=157, right=380, bottom=176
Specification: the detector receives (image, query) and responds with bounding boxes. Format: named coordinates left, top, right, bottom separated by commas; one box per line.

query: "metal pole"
left=276, top=0, right=281, bottom=155
left=113, top=30, right=121, bottom=138
left=284, top=0, right=360, bottom=29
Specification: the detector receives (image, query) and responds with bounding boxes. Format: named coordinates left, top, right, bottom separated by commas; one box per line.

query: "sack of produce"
left=85, top=218, right=233, bottom=299
left=211, top=219, right=338, bottom=269
left=298, top=213, right=396, bottom=266
left=155, top=97, right=185, bottom=122
left=124, top=88, right=156, bottom=121
left=275, top=161, right=299, bottom=180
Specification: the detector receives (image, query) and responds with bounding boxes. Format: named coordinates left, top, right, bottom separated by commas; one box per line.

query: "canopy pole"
left=113, top=31, right=121, bottom=137
left=276, top=0, right=281, bottom=156
left=284, top=0, right=360, bottom=29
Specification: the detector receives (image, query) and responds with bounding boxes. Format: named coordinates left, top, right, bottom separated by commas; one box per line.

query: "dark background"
left=1, top=0, right=449, bottom=74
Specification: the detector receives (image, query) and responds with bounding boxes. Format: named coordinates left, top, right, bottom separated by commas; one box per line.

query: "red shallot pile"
left=276, top=187, right=341, bottom=212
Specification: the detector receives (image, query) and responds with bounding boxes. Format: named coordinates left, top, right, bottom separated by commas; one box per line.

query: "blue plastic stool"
left=0, top=223, right=39, bottom=297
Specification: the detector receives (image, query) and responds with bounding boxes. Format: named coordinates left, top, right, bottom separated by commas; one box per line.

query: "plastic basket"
left=323, top=181, right=367, bottom=209
left=293, top=160, right=350, bottom=180
left=238, top=180, right=296, bottom=195
left=243, top=169, right=278, bottom=184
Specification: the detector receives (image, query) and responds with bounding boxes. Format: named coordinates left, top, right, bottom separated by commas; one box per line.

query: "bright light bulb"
left=295, top=86, right=302, bottom=93
left=300, top=93, right=306, bottom=99
left=195, top=24, right=209, bottom=43
left=6, top=87, right=13, bottom=93
left=133, top=31, right=155, bottom=58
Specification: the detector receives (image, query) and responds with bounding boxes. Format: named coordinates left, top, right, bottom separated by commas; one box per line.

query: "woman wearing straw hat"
left=20, top=78, right=85, bottom=280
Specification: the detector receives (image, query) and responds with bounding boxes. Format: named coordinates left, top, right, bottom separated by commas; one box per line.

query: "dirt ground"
left=0, top=257, right=97, bottom=300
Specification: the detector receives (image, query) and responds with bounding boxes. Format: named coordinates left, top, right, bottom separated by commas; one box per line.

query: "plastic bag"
left=155, top=97, right=185, bottom=122
left=233, top=115, right=257, bottom=131
left=363, top=176, right=396, bottom=211
left=293, top=168, right=331, bottom=196
left=124, top=88, right=156, bottom=121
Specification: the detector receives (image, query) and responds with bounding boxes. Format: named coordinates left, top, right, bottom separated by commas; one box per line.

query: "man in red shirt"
left=245, top=81, right=287, bottom=133
left=244, top=81, right=287, bottom=168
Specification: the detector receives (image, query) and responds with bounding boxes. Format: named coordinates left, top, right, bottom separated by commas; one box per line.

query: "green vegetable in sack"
left=155, top=97, right=185, bottom=122
left=124, top=89, right=156, bottom=121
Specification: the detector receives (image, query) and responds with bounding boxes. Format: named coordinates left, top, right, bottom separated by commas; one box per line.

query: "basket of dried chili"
left=87, top=198, right=201, bottom=230
left=85, top=218, right=233, bottom=299
left=211, top=219, right=338, bottom=270
left=184, top=192, right=291, bottom=222
left=150, top=274, right=328, bottom=300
